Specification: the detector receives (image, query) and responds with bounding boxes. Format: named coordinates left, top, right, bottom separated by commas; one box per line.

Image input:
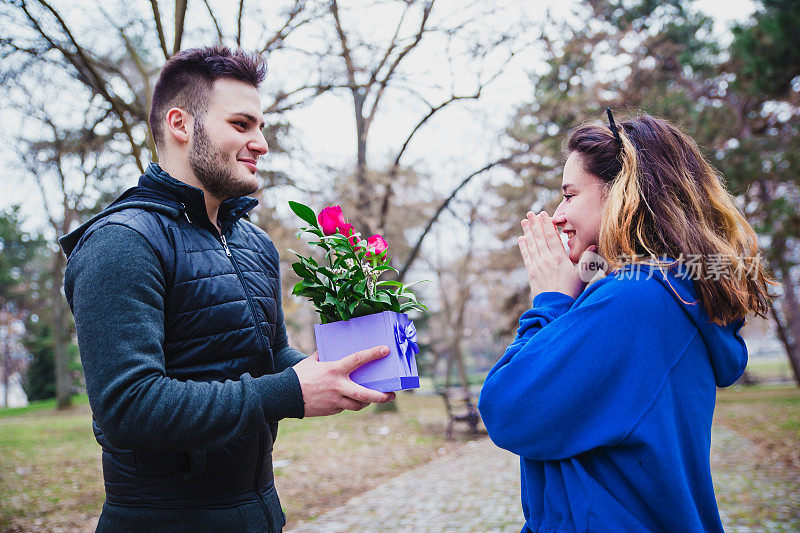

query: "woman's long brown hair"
left=565, top=114, right=773, bottom=325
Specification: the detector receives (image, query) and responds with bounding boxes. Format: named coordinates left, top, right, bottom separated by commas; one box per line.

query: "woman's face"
left=552, top=152, right=607, bottom=264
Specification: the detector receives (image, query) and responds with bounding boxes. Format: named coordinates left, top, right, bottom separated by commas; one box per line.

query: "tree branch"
left=262, top=82, right=356, bottom=114
left=260, top=1, right=311, bottom=53
left=366, top=2, right=410, bottom=90
left=366, top=1, right=433, bottom=127
left=377, top=91, right=481, bottom=231
left=396, top=156, right=513, bottom=281
left=26, top=1, right=146, bottom=173
left=330, top=0, right=358, bottom=90
left=202, top=0, right=225, bottom=44
left=173, top=0, right=188, bottom=55
left=149, top=0, right=169, bottom=60
left=236, top=0, right=245, bottom=46
left=108, top=17, right=151, bottom=95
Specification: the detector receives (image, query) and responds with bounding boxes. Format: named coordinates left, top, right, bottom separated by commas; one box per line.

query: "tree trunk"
left=443, top=350, right=454, bottom=389
left=52, top=251, right=73, bottom=409
left=770, top=300, right=800, bottom=386
left=451, top=338, right=470, bottom=399
left=773, top=268, right=800, bottom=387
left=2, top=334, right=9, bottom=408
left=450, top=283, right=472, bottom=399
left=757, top=179, right=800, bottom=387
left=780, top=272, right=800, bottom=353
left=352, top=91, right=373, bottom=236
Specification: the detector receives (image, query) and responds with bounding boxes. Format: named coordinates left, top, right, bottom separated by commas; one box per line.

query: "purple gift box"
left=314, top=311, right=420, bottom=393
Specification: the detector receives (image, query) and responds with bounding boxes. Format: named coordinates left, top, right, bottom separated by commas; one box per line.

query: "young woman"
left=478, top=112, right=772, bottom=532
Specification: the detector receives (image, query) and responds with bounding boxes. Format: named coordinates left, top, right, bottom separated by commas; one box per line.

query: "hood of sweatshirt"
left=638, top=263, right=747, bottom=388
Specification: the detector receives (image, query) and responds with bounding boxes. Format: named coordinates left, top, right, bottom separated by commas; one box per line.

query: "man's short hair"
left=148, top=45, right=267, bottom=148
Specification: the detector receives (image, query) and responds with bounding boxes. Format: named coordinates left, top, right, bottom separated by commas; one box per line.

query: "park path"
left=288, top=426, right=800, bottom=533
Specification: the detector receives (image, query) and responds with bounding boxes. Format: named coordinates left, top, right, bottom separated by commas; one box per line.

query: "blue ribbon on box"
left=394, top=315, right=419, bottom=375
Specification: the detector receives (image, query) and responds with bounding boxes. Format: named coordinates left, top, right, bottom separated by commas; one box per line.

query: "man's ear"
left=165, top=107, right=192, bottom=145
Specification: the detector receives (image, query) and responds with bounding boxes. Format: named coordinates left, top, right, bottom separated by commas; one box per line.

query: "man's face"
left=188, top=78, right=268, bottom=201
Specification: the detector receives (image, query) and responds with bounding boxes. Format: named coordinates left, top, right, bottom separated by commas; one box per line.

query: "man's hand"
left=518, top=211, right=595, bottom=300
left=292, top=345, right=397, bottom=417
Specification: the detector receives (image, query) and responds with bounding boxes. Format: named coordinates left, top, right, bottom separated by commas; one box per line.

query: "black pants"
left=96, top=489, right=286, bottom=533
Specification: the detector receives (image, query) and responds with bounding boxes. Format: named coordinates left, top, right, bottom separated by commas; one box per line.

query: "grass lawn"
left=714, top=385, right=800, bottom=471
left=0, top=395, right=102, bottom=532
left=745, top=357, right=794, bottom=383
left=0, top=391, right=474, bottom=532
left=0, top=394, right=90, bottom=419
left=4, top=385, right=796, bottom=532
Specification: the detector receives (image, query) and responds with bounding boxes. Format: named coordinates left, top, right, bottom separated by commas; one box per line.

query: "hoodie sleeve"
left=64, top=223, right=305, bottom=453
left=478, top=275, right=697, bottom=461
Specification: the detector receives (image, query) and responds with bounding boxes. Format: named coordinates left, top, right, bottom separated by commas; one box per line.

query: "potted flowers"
left=288, top=201, right=427, bottom=392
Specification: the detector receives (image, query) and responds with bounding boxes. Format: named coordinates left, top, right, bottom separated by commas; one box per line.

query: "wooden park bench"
left=437, top=388, right=481, bottom=439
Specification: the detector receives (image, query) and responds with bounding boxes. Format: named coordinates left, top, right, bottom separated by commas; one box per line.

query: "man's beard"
left=188, top=118, right=259, bottom=200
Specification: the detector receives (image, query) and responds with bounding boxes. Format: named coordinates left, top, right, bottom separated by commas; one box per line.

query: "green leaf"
left=316, top=267, right=338, bottom=280
left=402, top=280, right=429, bottom=290
left=292, top=262, right=312, bottom=279
left=376, top=280, right=404, bottom=289
left=292, top=281, right=305, bottom=295
left=373, top=264, right=398, bottom=273
left=320, top=306, right=340, bottom=324
left=289, top=201, right=319, bottom=228
left=336, top=282, right=354, bottom=301
left=336, top=300, right=350, bottom=320
left=399, top=290, right=419, bottom=303
left=292, top=280, right=324, bottom=299
left=350, top=301, right=382, bottom=318
left=374, top=291, right=392, bottom=304
left=399, top=301, right=427, bottom=313
left=354, top=279, right=368, bottom=295
left=329, top=240, right=356, bottom=257
left=301, top=288, right=324, bottom=299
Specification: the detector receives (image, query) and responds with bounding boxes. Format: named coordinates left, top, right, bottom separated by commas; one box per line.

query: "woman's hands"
left=518, top=211, right=596, bottom=300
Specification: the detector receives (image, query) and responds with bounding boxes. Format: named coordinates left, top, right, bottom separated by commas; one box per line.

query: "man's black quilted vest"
left=62, top=163, right=282, bottom=510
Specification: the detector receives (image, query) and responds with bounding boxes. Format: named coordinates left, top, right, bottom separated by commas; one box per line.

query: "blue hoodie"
left=478, top=264, right=746, bottom=533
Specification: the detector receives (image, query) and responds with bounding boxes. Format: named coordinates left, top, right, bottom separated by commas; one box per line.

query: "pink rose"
left=318, top=206, right=346, bottom=236
left=337, top=223, right=360, bottom=249
left=366, top=234, right=388, bottom=257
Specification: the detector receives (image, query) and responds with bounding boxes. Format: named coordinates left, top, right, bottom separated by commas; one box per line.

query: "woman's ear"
left=164, top=107, right=192, bottom=145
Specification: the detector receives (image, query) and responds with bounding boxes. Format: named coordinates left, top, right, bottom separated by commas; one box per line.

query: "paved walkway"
left=288, top=427, right=800, bottom=533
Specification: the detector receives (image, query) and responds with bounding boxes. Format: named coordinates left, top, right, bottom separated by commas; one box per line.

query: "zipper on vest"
left=216, top=231, right=273, bottom=521
left=217, top=233, right=269, bottom=367
left=220, top=234, right=232, bottom=257
left=179, top=203, right=192, bottom=223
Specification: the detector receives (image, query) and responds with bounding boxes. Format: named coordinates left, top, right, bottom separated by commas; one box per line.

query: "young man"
left=60, top=46, right=394, bottom=532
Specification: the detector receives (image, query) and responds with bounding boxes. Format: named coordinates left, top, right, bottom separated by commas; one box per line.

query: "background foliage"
left=0, top=0, right=798, bottom=407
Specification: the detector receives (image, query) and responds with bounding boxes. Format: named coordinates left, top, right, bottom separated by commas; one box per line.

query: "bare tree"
left=426, top=203, right=485, bottom=399
left=12, top=97, right=129, bottom=408
left=1, top=0, right=538, bottom=406
left=3, top=0, right=328, bottom=171
left=325, top=1, right=527, bottom=238
left=0, top=0, right=334, bottom=408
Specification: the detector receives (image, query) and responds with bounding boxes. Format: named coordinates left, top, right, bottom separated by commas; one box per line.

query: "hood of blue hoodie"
left=633, top=264, right=747, bottom=387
